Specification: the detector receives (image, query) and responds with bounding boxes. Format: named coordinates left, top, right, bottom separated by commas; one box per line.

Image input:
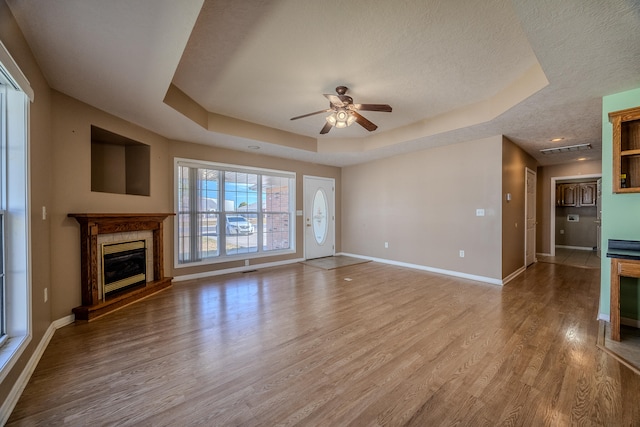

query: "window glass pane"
left=263, top=213, right=290, bottom=251
left=199, top=212, right=219, bottom=258
left=0, top=213, right=4, bottom=336
left=197, top=169, right=219, bottom=260
left=177, top=166, right=191, bottom=263
left=225, top=213, right=258, bottom=255
left=199, top=168, right=218, bottom=212
left=225, top=171, right=258, bottom=212
left=263, top=175, right=289, bottom=212
left=312, top=189, right=328, bottom=245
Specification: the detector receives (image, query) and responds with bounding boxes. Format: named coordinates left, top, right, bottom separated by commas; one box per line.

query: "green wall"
left=600, top=87, right=640, bottom=321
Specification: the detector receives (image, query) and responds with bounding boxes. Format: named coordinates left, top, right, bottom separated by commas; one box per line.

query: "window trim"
left=0, top=54, right=32, bottom=383
left=173, top=158, right=296, bottom=268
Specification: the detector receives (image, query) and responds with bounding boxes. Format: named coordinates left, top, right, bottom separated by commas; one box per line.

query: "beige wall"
left=342, top=136, right=504, bottom=280
left=556, top=205, right=597, bottom=248
left=536, top=160, right=602, bottom=254
left=501, top=137, right=538, bottom=278
left=0, top=0, right=53, bottom=409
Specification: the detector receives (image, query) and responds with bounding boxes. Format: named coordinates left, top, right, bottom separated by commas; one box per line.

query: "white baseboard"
left=337, top=252, right=503, bottom=286
left=0, top=314, right=75, bottom=425
left=556, top=245, right=595, bottom=251
left=173, top=258, right=305, bottom=282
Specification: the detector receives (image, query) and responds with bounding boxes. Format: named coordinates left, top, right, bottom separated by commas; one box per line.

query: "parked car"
left=226, top=215, right=254, bottom=235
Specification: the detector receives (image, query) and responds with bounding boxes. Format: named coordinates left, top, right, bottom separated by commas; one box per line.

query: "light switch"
left=476, top=209, right=485, bottom=216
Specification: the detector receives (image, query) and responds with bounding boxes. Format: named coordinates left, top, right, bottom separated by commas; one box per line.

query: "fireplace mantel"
left=68, top=213, right=175, bottom=320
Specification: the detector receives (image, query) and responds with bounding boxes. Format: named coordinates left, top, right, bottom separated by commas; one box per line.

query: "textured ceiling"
left=7, top=0, right=640, bottom=167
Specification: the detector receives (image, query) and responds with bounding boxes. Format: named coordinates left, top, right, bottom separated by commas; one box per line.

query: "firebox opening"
left=102, top=240, right=146, bottom=299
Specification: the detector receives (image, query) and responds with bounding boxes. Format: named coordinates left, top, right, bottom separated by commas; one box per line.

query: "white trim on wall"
left=338, top=252, right=505, bottom=286
left=549, top=173, right=601, bottom=256
left=172, top=257, right=304, bottom=282
left=0, top=41, right=33, bottom=101
left=0, top=315, right=74, bottom=425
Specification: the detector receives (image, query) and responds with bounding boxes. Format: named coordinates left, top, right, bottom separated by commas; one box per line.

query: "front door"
left=304, top=176, right=335, bottom=259
left=525, top=168, right=537, bottom=266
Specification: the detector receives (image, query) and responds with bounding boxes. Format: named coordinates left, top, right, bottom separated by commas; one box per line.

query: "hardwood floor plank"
left=7, top=261, right=640, bottom=426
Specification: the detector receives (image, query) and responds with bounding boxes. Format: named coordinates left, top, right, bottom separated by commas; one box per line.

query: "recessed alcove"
left=91, top=125, right=150, bottom=196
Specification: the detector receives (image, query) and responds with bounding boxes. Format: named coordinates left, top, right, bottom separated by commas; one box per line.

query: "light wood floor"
left=8, top=261, right=640, bottom=426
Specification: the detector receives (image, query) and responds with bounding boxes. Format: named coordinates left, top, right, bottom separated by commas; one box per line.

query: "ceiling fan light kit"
left=291, top=86, right=392, bottom=134
left=326, top=109, right=356, bottom=128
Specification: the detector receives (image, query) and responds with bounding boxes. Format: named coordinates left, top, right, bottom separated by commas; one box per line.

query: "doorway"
left=525, top=168, right=536, bottom=267
left=549, top=173, right=601, bottom=258
left=303, top=176, right=335, bottom=259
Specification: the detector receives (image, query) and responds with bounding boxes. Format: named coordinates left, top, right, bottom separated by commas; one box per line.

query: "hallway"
left=538, top=247, right=600, bottom=269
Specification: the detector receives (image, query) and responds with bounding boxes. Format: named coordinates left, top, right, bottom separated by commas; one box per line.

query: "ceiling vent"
left=540, top=143, right=592, bottom=155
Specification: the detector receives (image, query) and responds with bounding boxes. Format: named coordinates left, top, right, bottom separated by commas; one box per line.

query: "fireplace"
left=102, top=240, right=146, bottom=298
left=68, top=213, right=174, bottom=320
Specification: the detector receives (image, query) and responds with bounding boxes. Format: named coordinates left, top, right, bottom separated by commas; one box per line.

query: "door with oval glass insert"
left=304, top=176, right=335, bottom=259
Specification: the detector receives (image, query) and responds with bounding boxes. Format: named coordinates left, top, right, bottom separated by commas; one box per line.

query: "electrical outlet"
left=44, top=288, right=48, bottom=303
left=245, top=260, right=249, bottom=266
left=384, top=242, right=389, bottom=248
left=560, top=229, right=564, bottom=234
left=459, top=250, right=465, bottom=258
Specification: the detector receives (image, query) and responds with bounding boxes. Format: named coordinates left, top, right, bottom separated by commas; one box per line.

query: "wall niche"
left=91, top=125, right=150, bottom=196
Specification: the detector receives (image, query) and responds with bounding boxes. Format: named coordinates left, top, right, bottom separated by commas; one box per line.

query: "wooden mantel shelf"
left=68, top=213, right=175, bottom=321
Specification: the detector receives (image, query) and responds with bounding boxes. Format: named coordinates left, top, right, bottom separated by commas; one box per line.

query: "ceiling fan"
left=290, top=86, right=392, bottom=134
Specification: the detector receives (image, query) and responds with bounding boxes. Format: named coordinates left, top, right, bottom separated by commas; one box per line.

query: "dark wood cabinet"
left=556, top=183, right=577, bottom=206
left=556, top=182, right=597, bottom=207
left=579, top=182, right=597, bottom=206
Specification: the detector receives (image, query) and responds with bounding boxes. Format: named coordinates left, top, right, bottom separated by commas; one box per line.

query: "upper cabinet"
left=557, top=183, right=578, bottom=206
left=579, top=182, right=597, bottom=206
left=609, top=106, right=640, bottom=193
left=556, top=182, right=597, bottom=207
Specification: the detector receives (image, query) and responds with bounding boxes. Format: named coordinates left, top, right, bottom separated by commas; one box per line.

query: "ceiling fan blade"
left=324, top=94, right=351, bottom=108
left=354, top=103, right=392, bottom=112
left=319, top=122, right=332, bottom=134
left=290, top=109, right=332, bottom=121
left=353, top=111, right=378, bottom=132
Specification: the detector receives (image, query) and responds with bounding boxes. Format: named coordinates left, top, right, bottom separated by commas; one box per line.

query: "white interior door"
left=304, top=176, right=335, bottom=259
left=525, top=168, right=537, bottom=266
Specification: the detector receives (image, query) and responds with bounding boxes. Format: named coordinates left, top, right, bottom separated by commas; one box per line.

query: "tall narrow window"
left=0, top=53, right=32, bottom=381
left=175, top=159, right=295, bottom=266
left=0, top=86, right=5, bottom=343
